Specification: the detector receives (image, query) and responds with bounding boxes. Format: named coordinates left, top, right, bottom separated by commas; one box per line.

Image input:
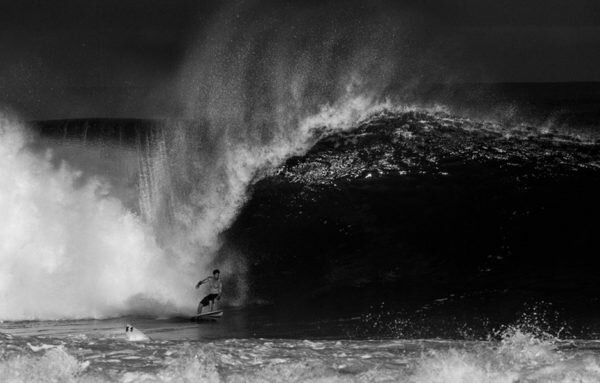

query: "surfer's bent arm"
left=195, top=276, right=211, bottom=289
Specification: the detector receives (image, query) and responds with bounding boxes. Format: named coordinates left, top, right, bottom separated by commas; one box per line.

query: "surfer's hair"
left=213, top=269, right=220, bottom=275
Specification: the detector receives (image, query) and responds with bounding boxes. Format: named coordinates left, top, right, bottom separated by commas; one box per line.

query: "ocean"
left=0, top=82, right=599, bottom=382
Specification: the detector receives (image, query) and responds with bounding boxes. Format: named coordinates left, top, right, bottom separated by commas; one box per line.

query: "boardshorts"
left=200, top=293, right=219, bottom=306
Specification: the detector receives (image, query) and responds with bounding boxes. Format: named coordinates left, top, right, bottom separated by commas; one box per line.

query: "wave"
left=3, top=94, right=598, bottom=321
left=223, top=107, right=600, bottom=315
left=4, top=0, right=597, bottom=322
left=3, top=98, right=598, bottom=321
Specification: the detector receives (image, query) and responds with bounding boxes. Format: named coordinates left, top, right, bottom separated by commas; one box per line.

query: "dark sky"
left=0, top=0, right=598, bottom=119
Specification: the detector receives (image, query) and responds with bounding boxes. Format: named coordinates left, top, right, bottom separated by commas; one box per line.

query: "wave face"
left=224, top=108, right=600, bottom=328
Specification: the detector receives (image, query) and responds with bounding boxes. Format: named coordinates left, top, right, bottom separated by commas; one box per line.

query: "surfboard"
left=192, top=310, right=223, bottom=321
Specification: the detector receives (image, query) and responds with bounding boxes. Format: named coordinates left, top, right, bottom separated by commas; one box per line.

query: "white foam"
left=0, top=117, right=195, bottom=320
left=3, top=332, right=600, bottom=382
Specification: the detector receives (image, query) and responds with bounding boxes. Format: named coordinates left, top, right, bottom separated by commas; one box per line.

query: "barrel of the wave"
left=192, top=269, right=224, bottom=321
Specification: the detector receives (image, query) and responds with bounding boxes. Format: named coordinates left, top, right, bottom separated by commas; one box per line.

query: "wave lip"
left=275, top=109, right=600, bottom=186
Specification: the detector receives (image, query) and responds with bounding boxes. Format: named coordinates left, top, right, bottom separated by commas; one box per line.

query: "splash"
left=137, top=0, right=412, bottom=290
left=0, top=346, right=87, bottom=383
left=0, top=117, right=195, bottom=320
left=410, top=329, right=566, bottom=383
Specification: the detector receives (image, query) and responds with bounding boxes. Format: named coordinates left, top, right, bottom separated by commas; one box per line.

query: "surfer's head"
left=213, top=269, right=220, bottom=279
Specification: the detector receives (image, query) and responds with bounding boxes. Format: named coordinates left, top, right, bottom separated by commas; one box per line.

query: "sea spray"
left=0, top=116, right=193, bottom=320
left=136, top=96, right=396, bottom=295
left=76, top=0, right=443, bottom=310
left=140, top=0, right=414, bottom=287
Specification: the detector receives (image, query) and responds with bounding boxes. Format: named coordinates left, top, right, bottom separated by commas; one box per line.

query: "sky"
left=0, top=0, right=598, bottom=120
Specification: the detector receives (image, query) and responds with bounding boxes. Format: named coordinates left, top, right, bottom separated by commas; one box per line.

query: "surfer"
left=195, top=269, right=222, bottom=314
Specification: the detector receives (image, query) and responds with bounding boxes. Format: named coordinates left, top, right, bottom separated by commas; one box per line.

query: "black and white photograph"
left=0, top=0, right=599, bottom=381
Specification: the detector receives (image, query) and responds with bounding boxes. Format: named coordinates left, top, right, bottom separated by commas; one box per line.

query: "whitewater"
left=3, top=320, right=600, bottom=382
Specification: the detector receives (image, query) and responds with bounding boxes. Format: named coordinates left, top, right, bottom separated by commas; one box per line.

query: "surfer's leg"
left=209, top=294, right=218, bottom=311
left=198, top=295, right=208, bottom=314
